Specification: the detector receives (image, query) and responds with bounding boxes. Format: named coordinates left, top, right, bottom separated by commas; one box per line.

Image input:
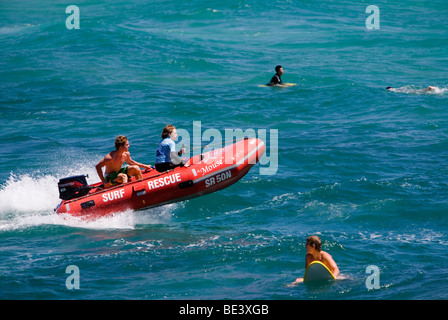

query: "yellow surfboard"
left=258, top=83, right=297, bottom=88
left=303, top=261, right=335, bottom=283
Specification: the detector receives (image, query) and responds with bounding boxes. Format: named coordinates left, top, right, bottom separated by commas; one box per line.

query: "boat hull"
left=55, top=138, right=265, bottom=219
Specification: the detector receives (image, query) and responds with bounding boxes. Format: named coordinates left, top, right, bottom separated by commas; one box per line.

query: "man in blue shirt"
left=155, top=125, right=186, bottom=172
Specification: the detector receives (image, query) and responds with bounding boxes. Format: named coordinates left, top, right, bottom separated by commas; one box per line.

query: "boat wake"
left=0, top=172, right=174, bottom=231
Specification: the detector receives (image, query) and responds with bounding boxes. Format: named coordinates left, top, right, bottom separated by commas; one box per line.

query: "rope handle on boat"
left=184, top=137, right=248, bottom=151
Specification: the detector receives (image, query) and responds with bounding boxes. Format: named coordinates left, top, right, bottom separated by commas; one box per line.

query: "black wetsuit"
left=269, top=73, right=282, bottom=86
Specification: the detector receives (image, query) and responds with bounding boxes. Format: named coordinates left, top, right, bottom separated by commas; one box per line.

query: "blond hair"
left=306, top=235, right=322, bottom=252
left=114, top=135, right=128, bottom=150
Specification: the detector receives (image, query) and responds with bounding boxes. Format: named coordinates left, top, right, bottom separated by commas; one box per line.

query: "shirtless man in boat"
left=96, top=135, right=152, bottom=188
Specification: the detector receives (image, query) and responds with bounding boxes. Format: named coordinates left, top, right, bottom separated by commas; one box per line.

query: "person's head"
left=161, top=125, right=177, bottom=140
left=386, top=87, right=393, bottom=90
left=275, top=65, right=283, bottom=76
left=306, top=235, right=322, bottom=253
left=115, top=135, right=129, bottom=151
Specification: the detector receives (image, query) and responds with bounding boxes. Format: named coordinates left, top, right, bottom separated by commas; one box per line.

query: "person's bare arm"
left=96, top=157, right=109, bottom=184
left=323, top=252, right=339, bottom=278
left=305, top=253, right=313, bottom=269
left=126, top=153, right=152, bottom=170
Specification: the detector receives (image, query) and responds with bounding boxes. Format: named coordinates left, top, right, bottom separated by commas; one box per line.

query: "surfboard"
left=258, top=83, right=297, bottom=88
left=303, top=261, right=335, bottom=283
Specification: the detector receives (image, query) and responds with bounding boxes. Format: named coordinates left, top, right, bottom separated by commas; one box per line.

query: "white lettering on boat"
left=148, top=173, right=182, bottom=190
left=102, top=189, right=125, bottom=202
left=205, top=171, right=232, bottom=188
left=198, top=159, right=223, bottom=176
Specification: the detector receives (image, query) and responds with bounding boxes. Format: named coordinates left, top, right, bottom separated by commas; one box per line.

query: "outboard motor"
left=58, top=175, right=90, bottom=200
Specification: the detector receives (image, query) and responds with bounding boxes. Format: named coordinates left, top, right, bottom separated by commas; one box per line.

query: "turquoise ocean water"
left=1, top=0, right=448, bottom=300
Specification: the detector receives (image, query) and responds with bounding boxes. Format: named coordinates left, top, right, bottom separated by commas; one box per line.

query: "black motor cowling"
left=58, top=175, right=90, bottom=200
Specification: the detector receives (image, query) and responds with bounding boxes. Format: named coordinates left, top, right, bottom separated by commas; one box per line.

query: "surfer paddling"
left=290, top=235, right=340, bottom=285
left=267, top=65, right=284, bottom=86
left=96, top=135, right=152, bottom=188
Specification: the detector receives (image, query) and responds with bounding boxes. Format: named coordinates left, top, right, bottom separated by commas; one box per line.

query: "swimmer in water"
left=387, top=86, right=442, bottom=93
left=289, top=235, right=340, bottom=285
left=267, top=65, right=284, bottom=86
left=426, top=86, right=438, bottom=91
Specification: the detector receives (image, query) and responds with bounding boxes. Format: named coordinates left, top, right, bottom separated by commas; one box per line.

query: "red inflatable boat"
left=54, top=137, right=265, bottom=219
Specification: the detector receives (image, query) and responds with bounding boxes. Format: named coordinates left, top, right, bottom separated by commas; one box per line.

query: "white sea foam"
left=388, top=85, right=447, bottom=95
left=0, top=170, right=175, bottom=231
left=0, top=157, right=100, bottom=216
left=0, top=173, right=59, bottom=215
left=0, top=24, right=37, bottom=35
